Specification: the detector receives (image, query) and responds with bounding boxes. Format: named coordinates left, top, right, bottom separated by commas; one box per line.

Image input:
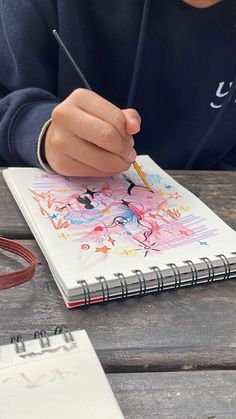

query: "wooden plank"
left=98, top=347, right=236, bottom=373
left=108, top=370, right=236, bottom=418
left=174, top=171, right=236, bottom=231
left=0, top=170, right=235, bottom=238
left=1, top=239, right=236, bottom=371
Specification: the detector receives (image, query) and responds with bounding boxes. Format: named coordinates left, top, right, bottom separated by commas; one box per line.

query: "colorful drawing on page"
left=28, top=170, right=218, bottom=258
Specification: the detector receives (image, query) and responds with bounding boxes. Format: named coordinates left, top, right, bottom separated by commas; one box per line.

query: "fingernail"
left=126, top=148, right=137, bottom=162
left=131, top=115, right=141, bottom=127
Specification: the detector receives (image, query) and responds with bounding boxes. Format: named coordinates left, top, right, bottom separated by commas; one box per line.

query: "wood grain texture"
left=108, top=370, right=236, bottom=418
left=1, top=239, right=236, bottom=372
left=0, top=169, right=236, bottom=417
left=0, top=170, right=235, bottom=238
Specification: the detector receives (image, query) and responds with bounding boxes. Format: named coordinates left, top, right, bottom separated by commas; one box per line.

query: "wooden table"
left=1, top=169, right=236, bottom=418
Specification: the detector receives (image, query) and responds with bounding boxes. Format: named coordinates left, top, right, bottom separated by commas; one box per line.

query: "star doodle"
left=95, top=246, right=111, bottom=254
left=164, top=184, right=173, bottom=190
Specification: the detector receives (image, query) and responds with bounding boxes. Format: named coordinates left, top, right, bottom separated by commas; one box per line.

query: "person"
left=0, top=0, right=235, bottom=176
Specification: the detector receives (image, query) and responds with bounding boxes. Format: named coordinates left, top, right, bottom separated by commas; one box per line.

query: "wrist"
left=37, top=118, right=54, bottom=172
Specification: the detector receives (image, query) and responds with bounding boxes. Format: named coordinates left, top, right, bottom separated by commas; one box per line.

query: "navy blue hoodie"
left=0, top=0, right=236, bottom=170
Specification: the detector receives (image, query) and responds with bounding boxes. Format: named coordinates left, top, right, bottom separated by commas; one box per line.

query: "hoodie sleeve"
left=0, top=0, right=59, bottom=167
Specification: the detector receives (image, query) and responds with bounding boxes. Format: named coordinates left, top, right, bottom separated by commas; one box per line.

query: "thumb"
left=122, top=108, right=141, bottom=135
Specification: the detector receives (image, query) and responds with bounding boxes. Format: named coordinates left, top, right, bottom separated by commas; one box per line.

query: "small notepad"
left=3, top=155, right=236, bottom=307
left=0, top=327, right=124, bottom=419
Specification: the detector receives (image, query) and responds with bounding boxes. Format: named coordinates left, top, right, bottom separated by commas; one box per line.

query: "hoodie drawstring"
left=126, top=0, right=151, bottom=108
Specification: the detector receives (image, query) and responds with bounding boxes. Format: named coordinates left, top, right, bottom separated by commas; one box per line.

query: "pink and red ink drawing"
left=28, top=170, right=217, bottom=259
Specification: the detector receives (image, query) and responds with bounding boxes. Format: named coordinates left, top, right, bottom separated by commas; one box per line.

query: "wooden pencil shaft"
left=133, top=162, right=153, bottom=192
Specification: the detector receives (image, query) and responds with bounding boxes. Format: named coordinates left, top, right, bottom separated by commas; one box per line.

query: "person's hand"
left=44, top=89, right=141, bottom=176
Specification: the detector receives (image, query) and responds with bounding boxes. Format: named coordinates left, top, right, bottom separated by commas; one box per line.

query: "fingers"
left=53, top=155, right=118, bottom=177
left=52, top=105, right=136, bottom=163
left=69, top=89, right=133, bottom=142
left=52, top=131, right=132, bottom=174
left=45, top=89, right=141, bottom=178
left=122, top=108, right=141, bottom=135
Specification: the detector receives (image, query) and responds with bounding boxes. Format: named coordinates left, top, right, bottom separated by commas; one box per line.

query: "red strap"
left=0, top=237, right=37, bottom=290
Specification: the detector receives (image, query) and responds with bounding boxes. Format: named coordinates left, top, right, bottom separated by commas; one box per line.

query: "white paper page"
left=3, top=156, right=236, bottom=296
left=0, top=330, right=124, bottom=419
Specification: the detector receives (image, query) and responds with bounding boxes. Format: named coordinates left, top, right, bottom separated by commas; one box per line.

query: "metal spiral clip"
left=132, top=269, right=147, bottom=296
left=114, top=272, right=128, bottom=300
left=216, top=254, right=231, bottom=280
left=183, top=260, right=198, bottom=286
left=149, top=266, right=164, bottom=292
left=34, top=329, right=50, bottom=348
left=10, top=325, right=74, bottom=354
left=11, top=334, right=26, bottom=353
left=54, top=325, right=74, bottom=343
left=96, top=276, right=110, bottom=304
left=200, top=257, right=215, bottom=283
left=77, top=279, right=91, bottom=306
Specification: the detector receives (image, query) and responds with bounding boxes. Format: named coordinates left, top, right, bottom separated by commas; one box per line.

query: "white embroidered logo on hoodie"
left=210, top=81, right=234, bottom=109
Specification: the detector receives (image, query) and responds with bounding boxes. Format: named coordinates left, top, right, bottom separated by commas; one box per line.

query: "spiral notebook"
left=0, top=326, right=124, bottom=419
left=3, top=155, right=236, bottom=308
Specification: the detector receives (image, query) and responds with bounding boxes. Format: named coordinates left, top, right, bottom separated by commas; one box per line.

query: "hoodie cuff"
left=10, top=101, right=57, bottom=167
left=37, top=118, right=55, bottom=172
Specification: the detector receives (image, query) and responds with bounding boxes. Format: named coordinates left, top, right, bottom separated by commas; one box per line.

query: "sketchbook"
left=3, top=155, right=236, bottom=308
left=0, top=326, right=124, bottom=419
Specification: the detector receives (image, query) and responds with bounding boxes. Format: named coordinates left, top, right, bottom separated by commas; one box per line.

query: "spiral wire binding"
left=167, top=263, right=182, bottom=289
left=75, top=253, right=235, bottom=306
left=11, top=325, right=74, bottom=353
left=114, top=272, right=128, bottom=300
left=200, top=257, right=215, bottom=283
left=132, top=269, right=147, bottom=295
left=96, top=276, right=110, bottom=304
left=77, top=279, right=91, bottom=306
left=34, top=329, right=50, bottom=348
left=216, top=254, right=231, bottom=280
left=54, top=325, right=74, bottom=343
left=10, top=334, right=26, bottom=353
left=183, top=260, right=198, bottom=286
left=149, top=266, right=164, bottom=292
